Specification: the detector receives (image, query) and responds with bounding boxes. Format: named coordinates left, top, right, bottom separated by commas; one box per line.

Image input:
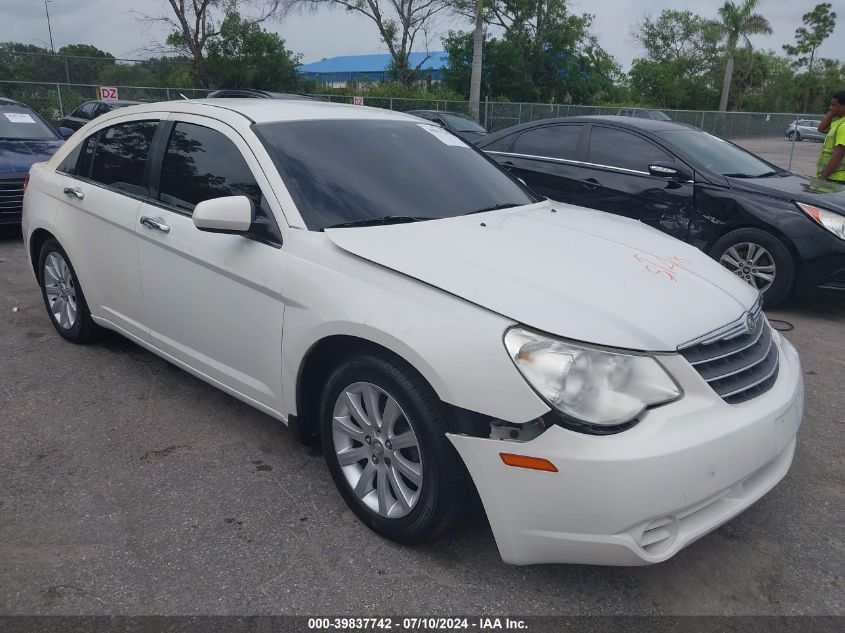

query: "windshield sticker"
left=634, top=253, right=689, bottom=282
left=3, top=112, right=36, bottom=124
left=417, top=123, right=468, bottom=147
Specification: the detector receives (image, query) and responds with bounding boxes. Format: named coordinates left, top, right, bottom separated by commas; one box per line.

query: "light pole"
left=44, top=1, right=55, bottom=54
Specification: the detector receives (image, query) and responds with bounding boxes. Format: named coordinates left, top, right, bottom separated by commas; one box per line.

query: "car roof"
left=105, top=98, right=421, bottom=124
left=477, top=115, right=696, bottom=146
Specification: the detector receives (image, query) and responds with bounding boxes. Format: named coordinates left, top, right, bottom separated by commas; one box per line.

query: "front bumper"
left=449, top=334, right=803, bottom=566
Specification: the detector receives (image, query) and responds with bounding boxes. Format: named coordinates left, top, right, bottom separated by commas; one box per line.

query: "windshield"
left=648, top=110, right=672, bottom=121
left=0, top=106, right=58, bottom=140
left=656, top=129, right=777, bottom=177
left=254, top=119, right=535, bottom=230
left=441, top=113, right=487, bottom=133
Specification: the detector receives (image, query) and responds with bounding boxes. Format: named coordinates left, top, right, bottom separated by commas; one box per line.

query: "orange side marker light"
left=500, top=452, right=558, bottom=472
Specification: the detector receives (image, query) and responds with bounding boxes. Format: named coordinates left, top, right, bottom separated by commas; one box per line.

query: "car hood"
left=0, top=139, right=63, bottom=174
left=325, top=200, right=758, bottom=351
left=727, top=174, right=845, bottom=214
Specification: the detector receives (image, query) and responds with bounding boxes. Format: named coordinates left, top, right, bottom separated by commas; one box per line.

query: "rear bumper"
left=449, top=334, right=803, bottom=566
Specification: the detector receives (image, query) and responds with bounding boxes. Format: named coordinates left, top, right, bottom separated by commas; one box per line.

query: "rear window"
left=0, top=106, right=58, bottom=140
left=254, top=119, right=535, bottom=231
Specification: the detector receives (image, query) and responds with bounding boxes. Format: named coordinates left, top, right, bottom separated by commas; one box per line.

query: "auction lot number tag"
left=353, top=96, right=364, bottom=106
left=3, top=112, right=36, bottom=123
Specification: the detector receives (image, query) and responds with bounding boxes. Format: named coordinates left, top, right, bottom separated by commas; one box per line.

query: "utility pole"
left=45, top=1, right=55, bottom=53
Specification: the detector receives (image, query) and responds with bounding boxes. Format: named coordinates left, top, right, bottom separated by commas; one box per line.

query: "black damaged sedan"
left=476, top=115, right=845, bottom=305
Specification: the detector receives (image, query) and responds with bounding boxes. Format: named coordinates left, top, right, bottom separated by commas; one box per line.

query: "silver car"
left=785, top=119, right=824, bottom=142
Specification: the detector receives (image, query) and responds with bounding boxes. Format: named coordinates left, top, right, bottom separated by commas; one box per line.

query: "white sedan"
left=22, top=99, right=803, bottom=565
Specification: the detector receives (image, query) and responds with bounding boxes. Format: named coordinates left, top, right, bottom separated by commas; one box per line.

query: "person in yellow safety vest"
left=817, top=90, right=845, bottom=182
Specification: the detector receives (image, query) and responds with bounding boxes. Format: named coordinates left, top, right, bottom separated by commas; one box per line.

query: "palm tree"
left=469, top=0, right=484, bottom=121
left=716, top=0, right=772, bottom=111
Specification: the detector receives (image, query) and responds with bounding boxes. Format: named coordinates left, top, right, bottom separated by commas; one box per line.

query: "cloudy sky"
left=1, top=0, right=841, bottom=70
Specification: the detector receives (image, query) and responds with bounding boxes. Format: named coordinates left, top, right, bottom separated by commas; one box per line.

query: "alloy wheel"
left=43, top=252, right=77, bottom=329
left=719, top=242, right=776, bottom=293
left=332, top=381, right=423, bottom=518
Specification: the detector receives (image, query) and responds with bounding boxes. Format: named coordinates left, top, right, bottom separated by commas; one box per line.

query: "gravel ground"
left=0, top=230, right=843, bottom=617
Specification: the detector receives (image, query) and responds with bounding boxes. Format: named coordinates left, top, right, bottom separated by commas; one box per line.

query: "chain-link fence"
left=0, top=80, right=811, bottom=144
left=0, top=80, right=212, bottom=123
left=306, top=94, right=808, bottom=141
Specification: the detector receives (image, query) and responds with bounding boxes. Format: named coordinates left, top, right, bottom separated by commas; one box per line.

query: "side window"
left=482, top=133, right=517, bottom=152
left=79, top=102, right=97, bottom=119
left=158, top=122, right=280, bottom=245
left=94, top=103, right=110, bottom=117
left=512, top=125, right=582, bottom=161
left=89, top=120, right=158, bottom=196
left=634, top=111, right=651, bottom=119
left=588, top=127, right=673, bottom=173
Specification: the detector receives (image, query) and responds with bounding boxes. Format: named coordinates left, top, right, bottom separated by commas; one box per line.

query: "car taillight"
left=23, top=174, right=30, bottom=190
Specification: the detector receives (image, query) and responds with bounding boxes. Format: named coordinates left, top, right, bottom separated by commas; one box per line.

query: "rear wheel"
left=710, top=228, right=796, bottom=306
left=38, top=238, right=101, bottom=343
left=319, top=352, right=469, bottom=544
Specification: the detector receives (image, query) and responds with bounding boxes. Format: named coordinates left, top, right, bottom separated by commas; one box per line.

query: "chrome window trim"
left=485, top=150, right=693, bottom=182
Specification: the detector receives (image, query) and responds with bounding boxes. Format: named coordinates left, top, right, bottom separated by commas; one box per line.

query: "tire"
left=787, top=131, right=795, bottom=141
left=38, top=238, right=101, bottom=343
left=795, top=131, right=802, bottom=142
left=319, top=351, right=469, bottom=544
left=710, top=228, right=796, bottom=307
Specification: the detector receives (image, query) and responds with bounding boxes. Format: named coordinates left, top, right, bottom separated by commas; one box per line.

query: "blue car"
left=1, top=97, right=71, bottom=226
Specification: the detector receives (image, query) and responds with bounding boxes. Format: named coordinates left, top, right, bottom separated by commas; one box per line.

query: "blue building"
left=298, top=52, right=449, bottom=87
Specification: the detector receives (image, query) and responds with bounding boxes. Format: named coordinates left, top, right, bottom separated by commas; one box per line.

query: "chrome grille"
left=679, top=301, right=779, bottom=404
left=0, top=179, right=25, bottom=217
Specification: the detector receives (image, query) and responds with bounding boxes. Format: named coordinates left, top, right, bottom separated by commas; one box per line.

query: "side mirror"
left=58, top=127, right=74, bottom=139
left=193, top=195, right=254, bottom=234
left=648, top=161, right=692, bottom=182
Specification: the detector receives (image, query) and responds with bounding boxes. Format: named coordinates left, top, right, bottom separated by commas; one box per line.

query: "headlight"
left=504, top=328, right=681, bottom=429
left=798, top=203, right=845, bottom=241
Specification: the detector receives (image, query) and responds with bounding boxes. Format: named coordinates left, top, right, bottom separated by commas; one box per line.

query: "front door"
left=577, top=125, right=695, bottom=241
left=135, top=115, right=288, bottom=412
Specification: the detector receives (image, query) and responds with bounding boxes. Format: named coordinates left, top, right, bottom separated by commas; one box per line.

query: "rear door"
left=486, top=124, right=586, bottom=204
left=50, top=115, right=162, bottom=337
left=576, top=124, right=694, bottom=241
left=134, top=114, right=287, bottom=411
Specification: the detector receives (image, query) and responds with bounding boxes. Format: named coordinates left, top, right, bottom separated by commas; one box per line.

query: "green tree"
left=629, top=10, right=722, bottom=109
left=783, top=3, right=837, bottom=72
left=57, top=44, right=115, bottom=84
left=205, top=11, right=302, bottom=90
left=443, top=0, right=618, bottom=103
left=783, top=3, right=837, bottom=111
left=715, top=0, right=772, bottom=111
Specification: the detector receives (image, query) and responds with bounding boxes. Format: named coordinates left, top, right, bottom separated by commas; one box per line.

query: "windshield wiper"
left=462, top=202, right=521, bottom=216
left=723, top=170, right=785, bottom=178
left=324, top=215, right=430, bottom=229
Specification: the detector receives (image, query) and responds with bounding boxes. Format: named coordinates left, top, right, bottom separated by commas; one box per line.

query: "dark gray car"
left=59, top=100, right=140, bottom=131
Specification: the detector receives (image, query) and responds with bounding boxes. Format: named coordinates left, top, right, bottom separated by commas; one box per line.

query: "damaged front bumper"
left=448, top=335, right=803, bottom=566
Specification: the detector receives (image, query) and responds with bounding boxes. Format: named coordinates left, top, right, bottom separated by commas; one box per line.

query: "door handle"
left=140, top=216, right=170, bottom=233
left=581, top=178, right=600, bottom=190
left=63, top=186, right=84, bottom=200
left=501, top=160, right=515, bottom=169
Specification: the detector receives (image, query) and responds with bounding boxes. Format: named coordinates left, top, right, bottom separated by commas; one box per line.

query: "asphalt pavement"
left=0, top=231, right=843, bottom=616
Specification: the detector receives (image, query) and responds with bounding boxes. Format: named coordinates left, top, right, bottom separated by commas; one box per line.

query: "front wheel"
left=710, top=228, right=796, bottom=306
left=319, top=352, right=469, bottom=544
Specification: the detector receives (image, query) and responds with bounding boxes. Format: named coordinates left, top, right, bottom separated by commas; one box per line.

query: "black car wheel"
left=319, top=351, right=469, bottom=544
left=710, top=228, right=796, bottom=306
